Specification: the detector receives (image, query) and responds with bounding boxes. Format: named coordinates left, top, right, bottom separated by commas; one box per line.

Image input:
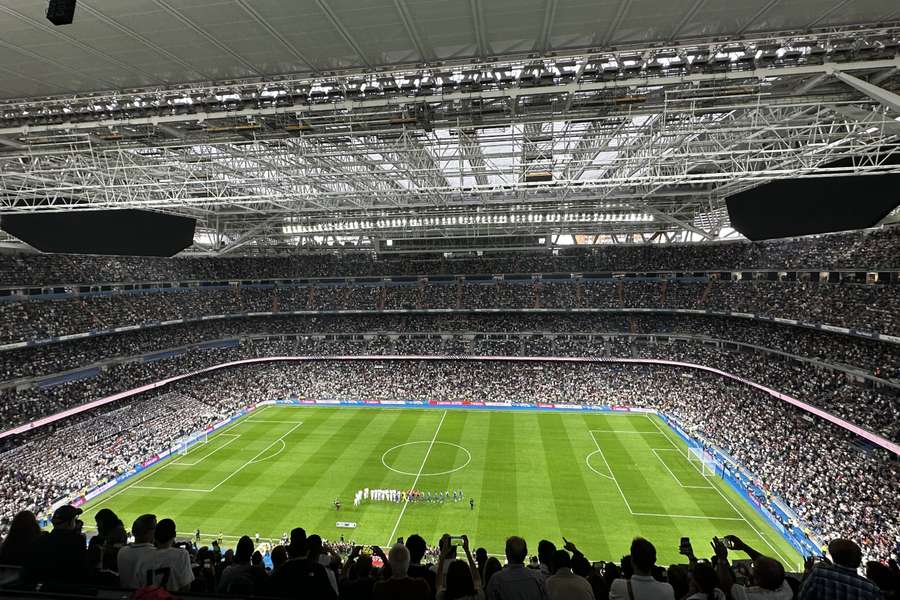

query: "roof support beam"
left=833, top=70, right=900, bottom=114
left=152, top=0, right=261, bottom=75
left=314, top=0, right=373, bottom=69
left=469, top=0, right=489, bottom=58
left=393, top=0, right=432, bottom=61
left=234, top=0, right=318, bottom=71
left=537, top=0, right=558, bottom=53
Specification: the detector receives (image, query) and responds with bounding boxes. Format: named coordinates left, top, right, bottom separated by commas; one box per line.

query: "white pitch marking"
left=632, top=512, right=745, bottom=521
left=207, top=422, right=303, bottom=492
left=651, top=449, right=714, bottom=490
left=645, top=415, right=795, bottom=568
left=587, top=430, right=635, bottom=514
left=245, top=420, right=307, bottom=424
left=590, top=430, right=667, bottom=434
left=174, top=434, right=240, bottom=467
left=584, top=450, right=614, bottom=480
left=386, top=411, right=447, bottom=545
left=132, top=485, right=212, bottom=493
left=381, top=441, right=471, bottom=476
left=249, top=439, right=287, bottom=464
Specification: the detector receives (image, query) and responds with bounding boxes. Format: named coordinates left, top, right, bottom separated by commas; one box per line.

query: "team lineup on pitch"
left=79, top=405, right=802, bottom=569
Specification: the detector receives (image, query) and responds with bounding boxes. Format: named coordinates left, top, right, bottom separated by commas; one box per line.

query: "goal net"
left=177, top=432, right=208, bottom=456
left=687, top=444, right=718, bottom=477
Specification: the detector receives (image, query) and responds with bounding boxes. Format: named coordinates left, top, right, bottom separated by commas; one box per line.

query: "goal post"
left=687, top=444, right=718, bottom=477
left=177, top=431, right=208, bottom=456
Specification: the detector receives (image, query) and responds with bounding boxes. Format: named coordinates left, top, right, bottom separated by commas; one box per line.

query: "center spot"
left=381, top=441, right=472, bottom=477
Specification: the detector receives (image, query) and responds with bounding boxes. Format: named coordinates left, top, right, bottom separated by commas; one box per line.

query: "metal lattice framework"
left=1, top=26, right=900, bottom=253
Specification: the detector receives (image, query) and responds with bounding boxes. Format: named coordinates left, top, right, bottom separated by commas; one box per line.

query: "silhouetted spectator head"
left=505, top=536, right=528, bottom=565
left=271, top=545, right=288, bottom=570
left=484, top=557, right=502, bottom=587
left=0, top=510, right=41, bottom=565
left=550, top=549, right=571, bottom=573
left=537, top=540, right=556, bottom=567
left=288, top=527, right=306, bottom=558
left=630, top=538, right=657, bottom=574
left=752, top=556, right=786, bottom=591
left=667, top=565, right=690, bottom=599
left=354, top=554, right=374, bottom=579
left=50, top=505, right=82, bottom=530
left=153, top=519, right=177, bottom=548
left=865, top=561, right=896, bottom=593
left=445, top=559, right=477, bottom=599
left=406, top=534, right=427, bottom=563
left=131, top=514, right=157, bottom=543
left=828, top=539, right=863, bottom=569
left=388, top=543, right=411, bottom=578
left=689, top=562, right=720, bottom=599
left=306, top=534, right=324, bottom=562
left=251, top=550, right=263, bottom=567
left=235, top=536, right=253, bottom=563
left=94, top=508, right=119, bottom=537
left=475, top=547, right=488, bottom=568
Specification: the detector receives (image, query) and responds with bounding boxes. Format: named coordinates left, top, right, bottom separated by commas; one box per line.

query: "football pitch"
left=81, top=406, right=802, bottom=568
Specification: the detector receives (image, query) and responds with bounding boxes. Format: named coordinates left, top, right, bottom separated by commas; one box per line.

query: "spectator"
left=435, top=535, right=483, bottom=600
left=135, top=518, right=193, bottom=592
left=407, top=533, right=437, bottom=596
left=217, top=535, right=267, bottom=594
left=714, top=536, right=791, bottom=600
left=486, top=536, right=548, bottom=600
left=537, top=540, right=556, bottom=577
left=545, top=549, right=593, bottom=600
left=117, top=513, right=157, bottom=589
left=484, top=557, right=503, bottom=589
left=609, top=538, right=675, bottom=600
left=373, top=543, right=432, bottom=600
left=0, top=510, right=41, bottom=566
left=687, top=562, right=725, bottom=600
left=22, top=505, right=87, bottom=586
left=267, top=527, right=336, bottom=599
left=798, top=539, right=884, bottom=600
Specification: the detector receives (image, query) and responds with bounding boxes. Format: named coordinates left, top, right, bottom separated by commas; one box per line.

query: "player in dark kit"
left=470, top=498, right=475, bottom=510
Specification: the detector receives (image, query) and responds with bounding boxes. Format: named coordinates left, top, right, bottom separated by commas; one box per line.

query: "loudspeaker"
left=726, top=179, right=899, bottom=240
left=46, top=0, right=76, bottom=26
left=0, top=209, right=196, bottom=257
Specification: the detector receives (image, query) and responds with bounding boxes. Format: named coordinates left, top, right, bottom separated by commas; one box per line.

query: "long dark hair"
left=0, top=511, right=41, bottom=566
left=483, top=557, right=502, bottom=588
left=445, top=560, right=476, bottom=599
left=691, top=563, right=721, bottom=600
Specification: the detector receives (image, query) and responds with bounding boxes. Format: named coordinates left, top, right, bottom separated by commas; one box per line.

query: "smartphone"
left=449, top=536, right=465, bottom=545
left=724, top=537, right=736, bottom=549
left=679, top=537, right=692, bottom=555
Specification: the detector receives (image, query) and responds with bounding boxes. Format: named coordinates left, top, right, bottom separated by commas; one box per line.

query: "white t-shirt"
left=609, top=575, right=676, bottom=600
left=117, top=543, right=156, bottom=589
left=134, top=547, right=195, bottom=591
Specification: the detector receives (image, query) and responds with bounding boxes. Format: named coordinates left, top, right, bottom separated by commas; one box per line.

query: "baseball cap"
left=51, top=505, right=82, bottom=526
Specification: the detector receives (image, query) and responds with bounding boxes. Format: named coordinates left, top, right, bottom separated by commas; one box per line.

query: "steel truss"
left=0, top=26, right=899, bottom=253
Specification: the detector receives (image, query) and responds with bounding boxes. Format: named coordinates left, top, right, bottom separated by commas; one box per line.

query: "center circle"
left=381, top=441, right=472, bottom=476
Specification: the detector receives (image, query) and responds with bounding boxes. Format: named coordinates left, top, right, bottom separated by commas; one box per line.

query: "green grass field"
left=81, top=406, right=802, bottom=569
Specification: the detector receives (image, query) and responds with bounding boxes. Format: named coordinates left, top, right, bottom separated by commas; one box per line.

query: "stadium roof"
left=0, top=0, right=899, bottom=254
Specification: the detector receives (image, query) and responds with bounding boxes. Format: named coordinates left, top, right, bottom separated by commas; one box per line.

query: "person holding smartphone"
left=435, top=535, right=484, bottom=600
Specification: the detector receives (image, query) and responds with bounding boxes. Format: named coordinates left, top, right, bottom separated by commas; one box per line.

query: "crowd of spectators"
left=1, top=360, right=898, bottom=580
left=1, top=313, right=897, bottom=383
left=4, top=502, right=897, bottom=600
left=0, top=226, right=898, bottom=287
left=2, top=277, right=900, bottom=347
left=1, top=331, right=897, bottom=441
